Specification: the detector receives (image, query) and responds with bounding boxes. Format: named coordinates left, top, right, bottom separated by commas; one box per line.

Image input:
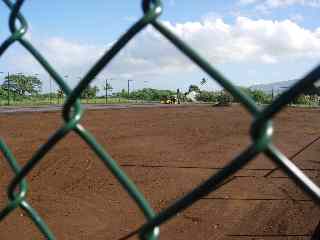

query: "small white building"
left=185, top=91, right=198, bottom=102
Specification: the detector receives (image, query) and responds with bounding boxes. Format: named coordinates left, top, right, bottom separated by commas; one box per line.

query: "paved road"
left=0, top=103, right=212, bottom=113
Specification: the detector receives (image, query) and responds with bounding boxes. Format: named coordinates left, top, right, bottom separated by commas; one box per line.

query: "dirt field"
left=0, top=105, right=319, bottom=239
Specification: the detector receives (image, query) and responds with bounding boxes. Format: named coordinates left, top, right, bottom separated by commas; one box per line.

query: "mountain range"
left=250, top=80, right=297, bottom=94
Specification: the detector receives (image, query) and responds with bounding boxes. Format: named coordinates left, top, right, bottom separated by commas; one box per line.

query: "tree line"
left=195, top=86, right=320, bottom=106
left=0, top=74, right=104, bottom=101
left=1, top=73, right=319, bottom=105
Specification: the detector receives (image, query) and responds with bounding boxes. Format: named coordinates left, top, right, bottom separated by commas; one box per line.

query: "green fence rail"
left=1, top=0, right=320, bottom=239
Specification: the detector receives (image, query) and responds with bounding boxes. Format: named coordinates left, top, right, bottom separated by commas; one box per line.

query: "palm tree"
left=57, top=89, right=64, bottom=104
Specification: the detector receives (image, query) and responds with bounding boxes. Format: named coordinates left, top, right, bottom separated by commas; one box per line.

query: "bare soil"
left=0, top=105, right=319, bottom=239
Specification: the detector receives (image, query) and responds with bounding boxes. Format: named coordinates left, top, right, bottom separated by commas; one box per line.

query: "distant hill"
left=250, top=80, right=297, bottom=94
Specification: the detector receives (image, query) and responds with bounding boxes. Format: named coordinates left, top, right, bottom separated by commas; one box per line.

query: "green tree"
left=196, top=91, right=219, bottom=102
left=216, top=90, right=233, bottom=106
left=250, top=89, right=271, bottom=104
left=236, top=87, right=272, bottom=104
left=292, top=94, right=315, bottom=105
left=119, top=89, right=128, bottom=98
left=104, top=82, right=113, bottom=101
left=81, top=87, right=89, bottom=100
left=2, top=74, right=42, bottom=96
left=57, top=89, right=64, bottom=97
left=0, top=86, right=7, bottom=99
left=188, top=84, right=200, bottom=93
left=116, top=88, right=176, bottom=101
left=81, top=85, right=99, bottom=103
left=57, top=89, right=64, bottom=104
left=104, top=82, right=113, bottom=92
left=89, top=86, right=99, bottom=98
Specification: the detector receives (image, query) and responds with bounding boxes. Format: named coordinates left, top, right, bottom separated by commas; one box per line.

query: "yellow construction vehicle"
left=160, top=95, right=177, bottom=104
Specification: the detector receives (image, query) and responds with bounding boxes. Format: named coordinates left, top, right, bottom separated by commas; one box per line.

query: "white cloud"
left=5, top=16, right=320, bottom=87
left=43, top=37, right=104, bottom=69
left=239, top=0, right=320, bottom=8
left=261, top=54, right=278, bottom=63
left=265, top=0, right=320, bottom=8
left=239, top=0, right=259, bottom=5
left=160, top=17, right=320, bottom=64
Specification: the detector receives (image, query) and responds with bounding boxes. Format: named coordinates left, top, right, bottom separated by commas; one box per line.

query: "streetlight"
left=105, top=78, right=114, bottom=104
left=7, top=72, right=10, bottom=106
left=127, top=79, right=134, bottom=103
left=128, top=79, right=134, bottom=98
left=49, top=77, right=53, bottom=104
left=57, top=75, right=68, bottom=104
left=31, top=73, right=42, bottom=100
left=142, top=81, right=149, bottom=103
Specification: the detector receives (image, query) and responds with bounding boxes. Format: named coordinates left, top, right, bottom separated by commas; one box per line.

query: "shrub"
left=216, top=91, right=233, bottom=106
left=236, top=87, right=272, bottom=104
left=250, top=89, right=272, bottom=104
left=292, top=94, right=318, bottom=106
left=196, top=91, right=219, bottom=102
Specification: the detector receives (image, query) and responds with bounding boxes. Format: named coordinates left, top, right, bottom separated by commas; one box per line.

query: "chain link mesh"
left=1, top=0, right=320, bottom=239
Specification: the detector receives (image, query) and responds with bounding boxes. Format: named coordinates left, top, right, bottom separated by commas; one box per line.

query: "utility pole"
left=49, top=77, right=52, bottom=104
left=128, top=79, right=133, bottom=98
left=61, top=75, right=68, bottom=104
left=128, top=79, right=130, bottom=96
left=0, top=72, right=3, bottom=106
left=105, top=79, right=108, bottom=104
left=7, top=72, right=10, bottom=106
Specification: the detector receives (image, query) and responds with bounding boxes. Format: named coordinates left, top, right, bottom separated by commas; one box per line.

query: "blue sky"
left=1, top=0, right=320, bottom=93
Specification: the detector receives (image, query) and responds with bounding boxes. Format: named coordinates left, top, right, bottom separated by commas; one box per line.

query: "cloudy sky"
left=1, top=0, right=320, bottom=93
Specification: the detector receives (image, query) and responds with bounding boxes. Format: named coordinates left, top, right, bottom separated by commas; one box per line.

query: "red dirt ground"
left=0, top=105, right=319, bottom=239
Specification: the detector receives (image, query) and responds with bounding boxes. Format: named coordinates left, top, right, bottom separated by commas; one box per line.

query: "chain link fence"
left=1, top=0, right=320, bottom=239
